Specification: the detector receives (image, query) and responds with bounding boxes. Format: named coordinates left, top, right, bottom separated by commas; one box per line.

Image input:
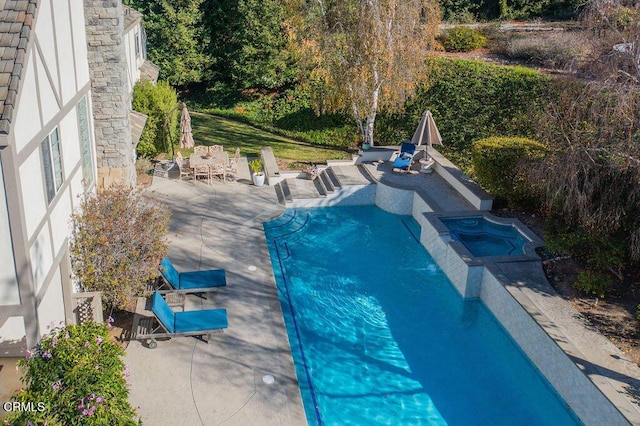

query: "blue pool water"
left=440, top=216, right=529, bottom=257
left=264, top=205, right=581, bottom=426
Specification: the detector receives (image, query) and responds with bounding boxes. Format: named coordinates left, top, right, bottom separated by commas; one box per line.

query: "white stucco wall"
left=124, top=22, right=143, bottom=94
left=0, top=317, right=26, bottom=347
left=30, top=224, right=53, bottom=293
left=37, top=267, right=65, bottom=336
left=70, top=1, right=90, bottom=87
left=60, top=110, right=81, bottom=180
left=19, top=151, right=47, bottom=240
left=53, top=0, right=77, bottom=104
left=0, top=160, right=20, bottom=305
left=12, top=50, right=40, bottom=153
left=50, top=191, right=72, bottom=256
left=0, top=0, right=98, bottom=353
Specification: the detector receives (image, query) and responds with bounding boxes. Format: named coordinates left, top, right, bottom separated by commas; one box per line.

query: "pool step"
left=276, top=166, right=373, bottom=205
left=319, top=169, right=335, bottom=193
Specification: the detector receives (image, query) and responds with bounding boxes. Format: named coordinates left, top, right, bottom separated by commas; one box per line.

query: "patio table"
left=189, top=152, right=228, bottom=168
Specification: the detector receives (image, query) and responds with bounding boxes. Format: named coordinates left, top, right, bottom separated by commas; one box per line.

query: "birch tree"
left=290, top=0, right=441, bottom=146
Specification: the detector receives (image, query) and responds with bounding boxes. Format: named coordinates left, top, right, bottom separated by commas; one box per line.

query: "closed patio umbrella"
left=179, top=103, right=195, bottom=149
left=411, top=110, right=442, bottom=149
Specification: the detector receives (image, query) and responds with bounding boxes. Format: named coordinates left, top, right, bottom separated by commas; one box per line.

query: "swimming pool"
left=264, top=205, right=581, bottom=425
left=440, top=216, right=530, bottom=257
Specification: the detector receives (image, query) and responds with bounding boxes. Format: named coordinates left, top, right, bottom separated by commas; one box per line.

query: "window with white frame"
left=41, top=128, right=63, bottom=204
left=77, top=97, right=94, bottom=190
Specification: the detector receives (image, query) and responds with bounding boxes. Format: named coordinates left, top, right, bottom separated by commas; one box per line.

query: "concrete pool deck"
left=125, top=177, right=306, bottom=425
left=126, top=164, right=640, bottom=425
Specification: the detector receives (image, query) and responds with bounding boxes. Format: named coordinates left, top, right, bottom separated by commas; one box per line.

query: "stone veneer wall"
left=83, top=0, right=136, bottom=188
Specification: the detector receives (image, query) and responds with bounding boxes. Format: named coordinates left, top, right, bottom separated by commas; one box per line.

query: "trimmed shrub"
left=573, top=270, right=612, bottom=298
left=5, top=321, right=138, bottom=425
left=441, top=26, right=487, bottom=52
left=132, top=80, right=179, bottom=158
left=70, top=185, right=170, bottom=310
left=471, top=137, right=546, bottom=206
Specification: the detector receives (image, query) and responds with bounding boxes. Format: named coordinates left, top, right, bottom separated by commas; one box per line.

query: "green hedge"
left=376, top=58, right=552, bottom=171
left=471, top=136, right=547, bottom=206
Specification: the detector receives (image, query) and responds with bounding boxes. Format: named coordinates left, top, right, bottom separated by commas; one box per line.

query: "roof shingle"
left=0, top=0, right=37, bottom=135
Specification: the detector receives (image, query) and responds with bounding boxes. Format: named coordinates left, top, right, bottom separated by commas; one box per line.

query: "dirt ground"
left=493, top=209, right=640, bottom=367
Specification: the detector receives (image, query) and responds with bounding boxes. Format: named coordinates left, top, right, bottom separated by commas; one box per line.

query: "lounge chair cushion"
left=178, top=270, right=227, bottom=290
left=160, top=257, right=227, bottom=290
left=152, top=291, right=176, bottom=333
left=160, top=257, right=180, bottom=289
left=392, top=157, right=412, bottom=170
left=175, top=309, right=228, bottom=333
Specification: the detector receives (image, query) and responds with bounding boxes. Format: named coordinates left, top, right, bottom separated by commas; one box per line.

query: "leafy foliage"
left=376, top=58, right=552, bottom=170
left=573, top=270, right=612, bottom=298
left=248, top=159, right=263, bottom=174
left=441, top=26, right=487, bottom=52
left=471, top=137, right=547, bottom=206
left=192, top=86, right=358, bottom=149
left=439, top=0, right=583, bottom=21
left=127, top=0, right=210, bottom=87
left=204, top=0, right=296, bottom=91
left=5, top=321, right=138, bottom=425
left=132, top=80, right=179, bottom=158
left=70, top=186, right=170, bottom=309
left=290, top=0, right=441, bottom=146
left=545, top=214, right=628, bottom=282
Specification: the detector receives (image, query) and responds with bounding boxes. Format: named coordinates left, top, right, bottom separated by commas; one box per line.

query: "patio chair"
left=194, top=164, right=211, bottom=185
left=391, top=141, right=417, bottom=171
left=209, top=145, right=224, bottom=153
left=226, top=147, right=240, bottom=177
left=194, top=145, right=208, bottom=155
left=175, top=152, right=192, bottom=181
left=159, top=257, right=227, bottom=293
left=136, top=291, right=228, bottom=349
left=210, top=162, right=226, bottom=183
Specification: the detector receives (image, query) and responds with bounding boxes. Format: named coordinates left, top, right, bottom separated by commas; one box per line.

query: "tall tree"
left=205, top=0, right=296, bottom=91
left=290, top=0, right=441, bottom=146
left=127, top=0, right=210, bottom=87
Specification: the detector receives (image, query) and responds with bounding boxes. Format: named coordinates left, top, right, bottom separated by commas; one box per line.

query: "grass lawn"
left=184, top=112, right=352, bottom=168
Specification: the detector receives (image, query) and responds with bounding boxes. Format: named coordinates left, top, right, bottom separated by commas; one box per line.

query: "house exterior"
left=0, top=0, right=155, bottom=356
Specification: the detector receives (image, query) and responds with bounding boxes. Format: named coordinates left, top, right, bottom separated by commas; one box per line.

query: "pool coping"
left=427, top=211, right=544, bottom=262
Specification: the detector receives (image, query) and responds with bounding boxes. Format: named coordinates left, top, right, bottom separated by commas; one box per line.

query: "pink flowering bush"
left=5, top=321, right=139, bottom=425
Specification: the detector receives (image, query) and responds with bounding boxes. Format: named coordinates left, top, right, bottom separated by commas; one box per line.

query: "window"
left=41, top=128, right=63, bottom=204
left=77, top=97, right=94, bottom=190
left=134, top=30, right=140, bottom=59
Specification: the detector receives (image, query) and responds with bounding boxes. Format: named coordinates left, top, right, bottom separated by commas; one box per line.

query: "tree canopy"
left=289, top=0, right=441, bottom=146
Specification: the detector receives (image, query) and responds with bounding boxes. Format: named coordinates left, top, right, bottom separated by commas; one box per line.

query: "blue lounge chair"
left=391, top=141, right=417, bottom=170
left=136, top=291, right=228, bottom=349
left=159, top=257, right=226, bottom=292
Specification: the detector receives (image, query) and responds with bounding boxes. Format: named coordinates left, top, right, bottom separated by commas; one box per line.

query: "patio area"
left=126, top=156, right=640, bottom=425
left=125, top=177, right=306, bottom=425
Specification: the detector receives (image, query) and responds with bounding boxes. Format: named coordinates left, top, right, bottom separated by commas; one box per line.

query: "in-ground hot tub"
left=439, top=216, right=531, bottom=257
